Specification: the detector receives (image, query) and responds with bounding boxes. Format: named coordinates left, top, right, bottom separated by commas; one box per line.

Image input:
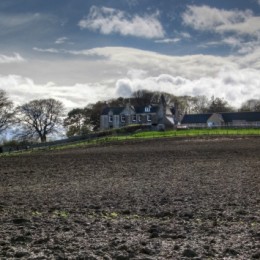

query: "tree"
left=64, top=101, right=109, bottom=135
left=205, top=97, right=234, bottom=113
left=188, top=95, right=209, bottom=114
left=64, top=107, right=93, bottom=137
left=172, top=96, right=192, bottom=115
left=0, top=89, right=14, bottom=136
left=239, top=99, right=260, bottom=112
left=108, top=97, right=127, bottom=107
left=87, top=101, right=107, bottom=131
left=16, top=98, right=64, bottom=142
left=131, top=90, right=155, bottom=106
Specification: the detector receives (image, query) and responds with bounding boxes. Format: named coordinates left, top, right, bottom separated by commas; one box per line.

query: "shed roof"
left=221, top=112, right=260, bottom=122
left=181, top=114, right=212, bottom=124
left=181, top=111, right=260, bottom=124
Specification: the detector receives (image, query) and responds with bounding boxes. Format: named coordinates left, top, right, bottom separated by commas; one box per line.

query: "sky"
left=0, top=0, right=260, bottom=110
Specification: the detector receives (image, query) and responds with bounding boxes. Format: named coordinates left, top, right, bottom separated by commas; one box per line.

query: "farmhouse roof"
left=101, top=107, right=125, bottom=115
left=134, top=105, right=159, bottom=114
left=101, top=105, right=161, bottom=115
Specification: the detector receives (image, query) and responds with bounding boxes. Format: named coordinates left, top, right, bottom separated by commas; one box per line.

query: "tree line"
left=1, top=89, right=260, bottom=143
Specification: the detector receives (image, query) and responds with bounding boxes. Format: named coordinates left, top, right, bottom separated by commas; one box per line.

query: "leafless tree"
left=16, top=98, right=64, bottom=142
left=184, top=95, right=209, bottom=114
left=0, top=89, right=14, bottom=136
left=132, top=90, right=155, bottom=106
left=239, top=99, right=260, bottom=112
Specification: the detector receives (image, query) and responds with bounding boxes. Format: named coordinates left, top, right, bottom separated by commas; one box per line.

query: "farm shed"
left=181, top=112, right=260, bottom=127
left=221, top=112, right=260, bottom=126
left=181, top=113, right=212, bottom=128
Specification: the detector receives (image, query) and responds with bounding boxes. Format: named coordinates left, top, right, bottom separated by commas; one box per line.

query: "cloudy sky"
left=1, top=0, right=260, bottom=110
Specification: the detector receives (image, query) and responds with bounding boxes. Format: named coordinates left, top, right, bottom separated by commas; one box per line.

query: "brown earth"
left=0, top=137, right=259, bottom=259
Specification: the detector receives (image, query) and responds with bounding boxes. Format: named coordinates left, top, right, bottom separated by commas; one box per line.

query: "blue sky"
left=0, top=0, right=260, bottom=109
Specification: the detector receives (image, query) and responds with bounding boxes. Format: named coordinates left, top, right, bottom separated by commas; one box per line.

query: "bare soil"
left=0, top=137, right=259, bottom=259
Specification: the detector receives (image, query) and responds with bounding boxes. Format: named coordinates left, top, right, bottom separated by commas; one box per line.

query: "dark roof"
left=181, top=114, right=212, bottom=124
left=181, top=112, right=260, bottom=124
left=101, top=107, right=125, bottom=115
left=134, top=105, right=159, bottom=114
left=221, top=112, right=260, bottom=122
left=101, top=105, right=160, bottom=115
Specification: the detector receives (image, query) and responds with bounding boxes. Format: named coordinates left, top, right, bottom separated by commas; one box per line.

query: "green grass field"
left=132, top=128, right=260, bottom=138
left=52, top=128, right=260, bottom=150
left=1, top=128, right=260, bottom=156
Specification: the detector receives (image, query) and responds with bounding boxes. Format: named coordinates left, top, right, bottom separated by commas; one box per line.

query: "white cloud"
left=179, top=32, right=191, bottom=39
left=32, top=45, right=260, bottom=77
left=182, top=5, right=260, bottom=54
left=55, top=37, right=68, bottom=44
left=155, top=32, right=191, bottom=44
left=60, top=46, right=239, bottom=79
left=78, top=6, right=165, bottom=39
left=33, top=47, right=60, bottom=53
left=115, top=68, right=260, bottom=108
left=182, top=5, right=254, bottom=34
left=3, top=46, right=260, bottom=109
left=199, top=37, right=242, bottom=49
left=0, top=53, right=25, bottom=64
left=0, top=74, right=115, bottom=110
left=216, top=16, right=260, bottom=36
left=182, top=5, right=260, bottom=37
left=127, top=69, right=148, bottom=79
left=155, top=38, right=180, bottom=44
left=222, top=37, right=242, bottom=47
left=235, top=46, right=260, bottom=69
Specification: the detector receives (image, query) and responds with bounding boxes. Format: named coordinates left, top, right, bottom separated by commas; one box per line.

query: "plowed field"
left=0, top=137, right=259, bottom=259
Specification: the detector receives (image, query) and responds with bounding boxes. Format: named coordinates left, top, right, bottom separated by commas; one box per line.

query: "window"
left=147, top=114, right=152, bottom=121
left=121, top=114, right=126, bottom=122
left=138, top=115, right=142, bottom=122
left=109, top=115, right=113, bottom=122
left=145, top=106, right=151, bottom=112
left=132, top=114, right=136, bottom=122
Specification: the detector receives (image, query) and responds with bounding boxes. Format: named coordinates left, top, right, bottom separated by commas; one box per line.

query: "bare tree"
left=131, top=90, right=155, bottom=106
left=188, top=95, right=209, bottom=114
left=240, top=99, right=260, bottom=112
left=0, top=89, right=14, bottom=135
left=16, top=99, right=64, bottom=142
